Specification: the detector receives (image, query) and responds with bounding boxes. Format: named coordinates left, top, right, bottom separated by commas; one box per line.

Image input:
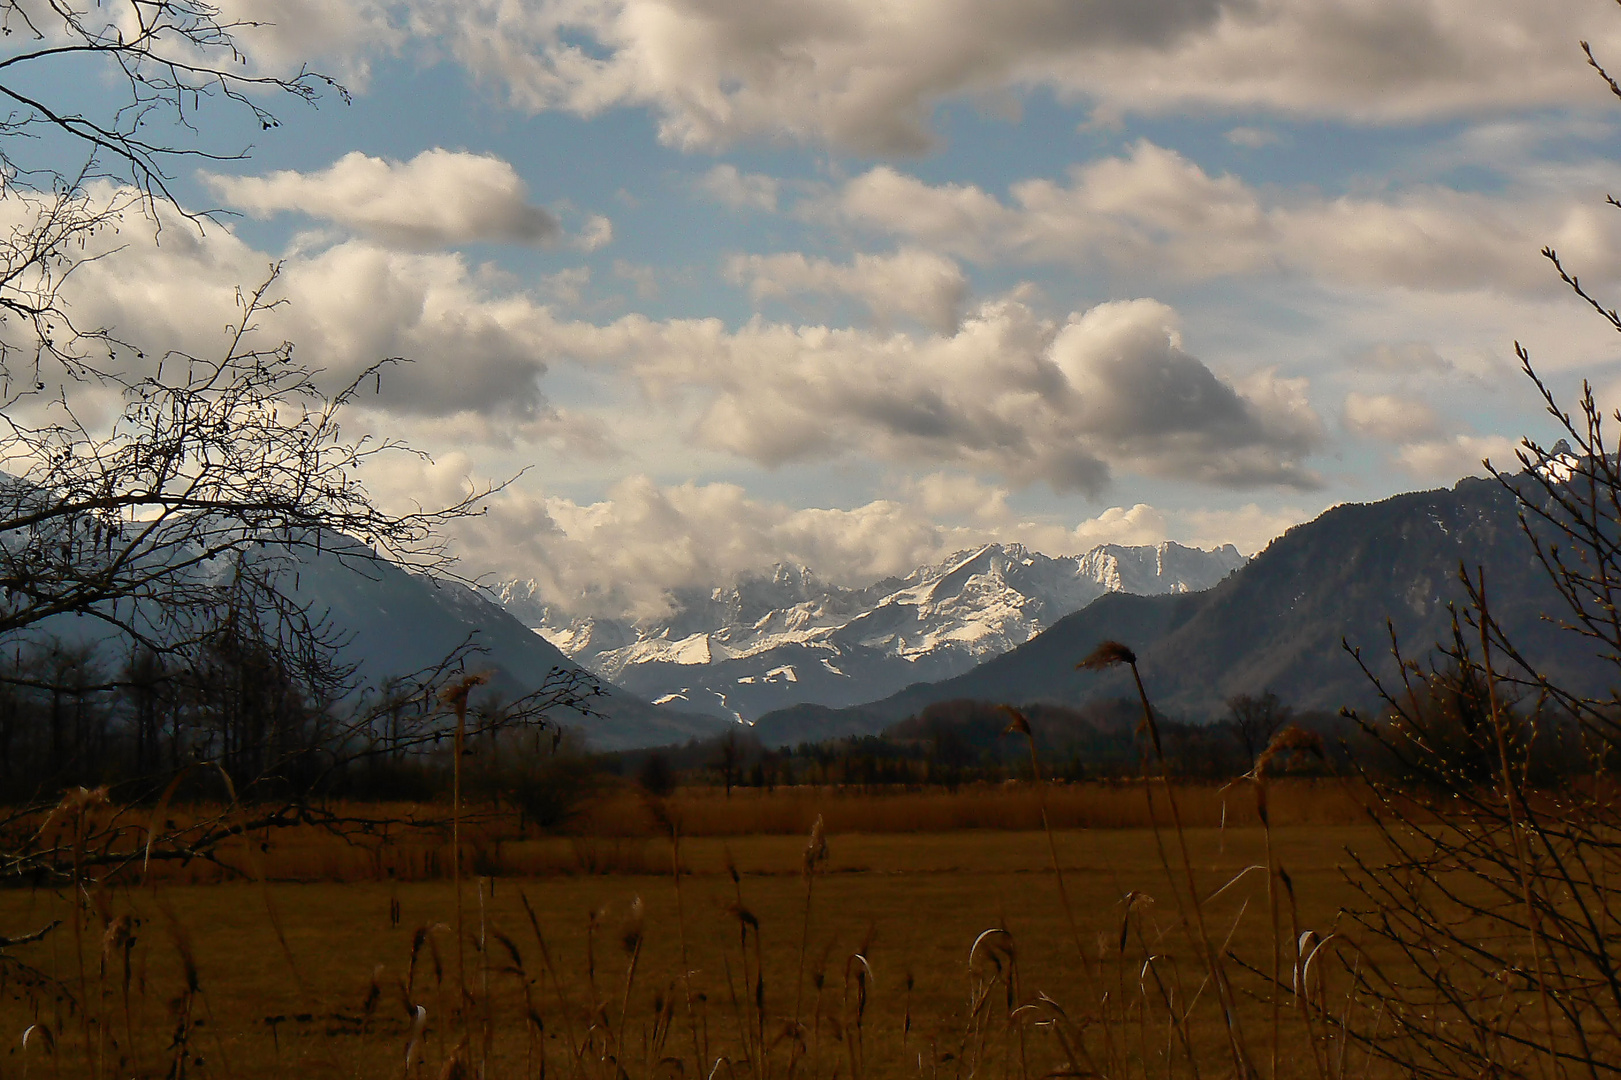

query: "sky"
left=18, top=0, right=1621, bottom=621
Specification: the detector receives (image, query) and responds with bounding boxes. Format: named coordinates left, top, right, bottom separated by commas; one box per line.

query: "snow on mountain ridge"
left=502, top=541, right=1243, bottom=720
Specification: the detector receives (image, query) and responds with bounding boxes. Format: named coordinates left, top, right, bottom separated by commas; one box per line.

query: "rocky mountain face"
left=751, top=474, right=1591, bottom=747
left=493, top=542, right=1245, bottom=723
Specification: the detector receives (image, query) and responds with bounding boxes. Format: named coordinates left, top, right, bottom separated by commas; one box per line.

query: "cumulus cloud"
left=831, top=141, right=1621, bottom=294
left=1058, top=503, right=1170, bottom=551
left=904, top=473, right=1011, bottom=522
left=218, top=0, right=402, bottom=85
left=614, top=261, right=661, bottom=299
left=1395, top=434, right=1522, bottom=480
left=403, top=0, right=1621, bottom=153
left=726, top=248, right=968, bottom=333
left=439, top=475, right=981, bottom=618
left=575, top=214, right=615, bottom=252
left=208, top=149, right=561, bottom=247
left=1343, top=392, right=1441, bottom=442
left=1181, top=503, right=1319, bottom=556
left=699, top=165, right=781, bottom=211
left=37, top=192, right=559, bottom=420
left=581, top=295, right=1322, bottom=491
left=30, top=189, right=1322, bottom=496
left=541, top=266, right=593, bottom=307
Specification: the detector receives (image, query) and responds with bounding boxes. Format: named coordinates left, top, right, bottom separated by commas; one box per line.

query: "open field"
left=0, top=784, right=1391, bottom=1079
left=68, top=779, right=1366, bottom=885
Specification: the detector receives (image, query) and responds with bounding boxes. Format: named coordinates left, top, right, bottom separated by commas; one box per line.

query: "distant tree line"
left=583, top=671, right=1611, bottom=800
left=589, top=693, right=1338, bottom=795
left=0, top=623, right=599, bottom=811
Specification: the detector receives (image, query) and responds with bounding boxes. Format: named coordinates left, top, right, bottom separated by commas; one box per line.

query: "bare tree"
left=0, top=0, right=344, bottom=379
left=1224, top=689, right=1291, bottom=769
left=0, top=2, right=607, bottom=890
left=1313, top=39, right=1621, bottom=1079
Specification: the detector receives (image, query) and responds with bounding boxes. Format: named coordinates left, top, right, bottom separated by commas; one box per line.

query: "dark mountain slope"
left=284, top=542, right=731, bottom=751
left=753, top=475, right=1587, bottom=744
left=750, top=589, right=1198, bottom=745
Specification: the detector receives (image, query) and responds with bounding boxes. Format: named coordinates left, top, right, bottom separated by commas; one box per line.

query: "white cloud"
left=699, top=165, right=781, bottom=211
left=1395, top=434, right=1522, bottom=480
left=442, top=475, right=983, bottom=618
left=404, top=0, right=1621, bottom=153
left=1180, top=503, right=1319, bottom=556
left=404, top=470, right=1207, bottom=618
left=207, top=149, right=561, bottom=247
left=613, top=260, right=661, bottom=299
left=904, top=473, right=1011, bottom=522
left=581, top=295, right=1323, bottom=492
left=1049, top=503, right=1170, bottom=552
left=726, top=248, right=968, bottom=333
left=27, top=189, right=1323, bottom=498
left=36, top=193, right=560, bottom=420
left=541, top=266, right=592, bottom=307
left=218, top=0, right=402, bottom=86
left=1343, top=391, right=1441, bottom=442
left=831, top=141, right=1621, bottom=295
left=575, top=214, right=615, bottom=252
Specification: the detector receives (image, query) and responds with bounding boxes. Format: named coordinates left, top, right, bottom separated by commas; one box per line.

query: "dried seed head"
left=621, top=897, right=645, bottom=955
left=968, top=928, right=1016, bottom=976
left=1124, top=891, right=1156, bottom=914
left=1255, top=724, right=1326, bottom=778
left=38, top=785, right=111, bottom=835
left=493, top=930, right=523, bottom=971
left=437, top=672, right=491, bottom=711
left=999, top=705, right=1031, bottom=736
left=406, top=1003, right=428, bottom=1046
left=1077, top=641, right=1136, bottom=670
left=804, top=814, right=828, bottom=875
left=100, top=914, right=133, bottom=969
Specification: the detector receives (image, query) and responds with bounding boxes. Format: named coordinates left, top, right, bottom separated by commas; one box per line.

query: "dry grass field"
left=0, top=782, right=1392, bottom=1079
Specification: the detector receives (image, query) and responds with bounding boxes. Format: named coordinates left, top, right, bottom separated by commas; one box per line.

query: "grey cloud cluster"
left=831, top=141, right=1621, bottom=294
left=443, top=476, right=977, bottom=618
left=586, top=297, right=1322, bottom=492
left=1342, top=391, right=1441, bottom=442
left=725, top=248, right=968, bottom=333
left=418, top=0, right=1228, bottom=154
left=218, top=0, right=403, bottom=85
left=208, top=149, right=562, bottom=247
left=399, top=0, right=1621, bottom=153
left=43, top=191, right=1321, bottom=495
left=46, top=194, right=558, bottom=421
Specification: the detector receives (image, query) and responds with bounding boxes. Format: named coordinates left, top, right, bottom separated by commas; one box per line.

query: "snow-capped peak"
left=492, top=541, right=1244, bottom=722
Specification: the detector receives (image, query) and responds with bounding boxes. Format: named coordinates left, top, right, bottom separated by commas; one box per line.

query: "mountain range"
left=493, top=541, right=1245, bottom=723
left=750, top=473, right=1591, bottom=747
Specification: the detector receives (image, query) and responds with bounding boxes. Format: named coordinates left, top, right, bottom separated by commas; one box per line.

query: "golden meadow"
left=0, top=775, right=1429, bottom=1079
